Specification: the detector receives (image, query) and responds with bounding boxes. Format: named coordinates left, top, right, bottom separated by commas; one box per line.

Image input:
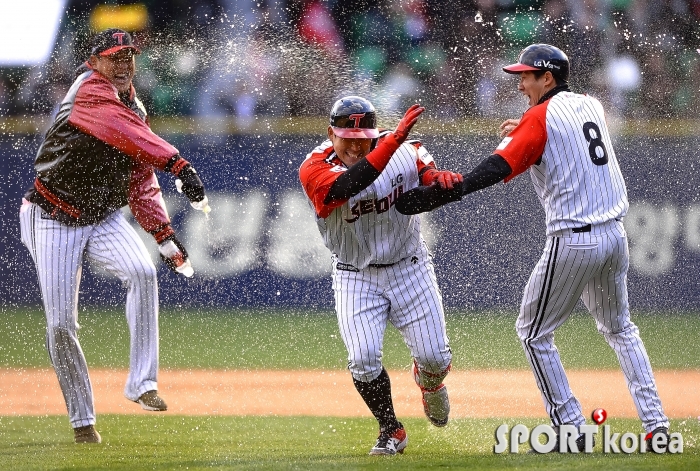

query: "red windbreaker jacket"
left=26, top=63, right=181, bottom=241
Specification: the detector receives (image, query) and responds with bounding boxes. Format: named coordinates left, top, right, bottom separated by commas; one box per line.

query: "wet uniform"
left=20, top=63, right=187, bottom=428
left=299, top=133, right=452, bottom=383
left=495, top=90, right=669, bottom=433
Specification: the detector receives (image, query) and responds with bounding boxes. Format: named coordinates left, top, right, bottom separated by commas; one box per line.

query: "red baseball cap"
left=90, top=28, right=141, bottom=56
left=502, top=62, right=541, bottom=74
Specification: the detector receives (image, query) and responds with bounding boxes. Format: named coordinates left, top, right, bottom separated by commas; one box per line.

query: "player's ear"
left=545, top=71, right=555, bottom=85
left=327, top=126, right=335, bottom=141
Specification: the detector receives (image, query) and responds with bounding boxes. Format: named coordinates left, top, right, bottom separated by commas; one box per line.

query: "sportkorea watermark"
left=494, top=409, right=684, bottom=454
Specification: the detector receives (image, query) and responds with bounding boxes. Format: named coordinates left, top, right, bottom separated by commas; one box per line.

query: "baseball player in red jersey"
left=299, top=96, right=462, bottom=455
left=19, top=29, right=208, bottom=444
left=397, top=44, right=671, bottom=453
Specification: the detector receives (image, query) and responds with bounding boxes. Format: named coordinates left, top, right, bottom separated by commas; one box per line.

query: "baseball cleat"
left=645, top=426, right=670, bottom=453
left=421, top=384, right=450, bottom=427
left=74, top=425, right=101, bottom=444
left=369, top=424, right=408, bottom=455
left=135, top=390, right=168, bottom=411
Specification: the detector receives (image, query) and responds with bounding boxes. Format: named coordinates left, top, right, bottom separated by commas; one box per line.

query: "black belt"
left=336, top=261, right=398, bottom=272
left=571, top=218, right=621, bottom=234
left=368, top=262, right=397, bottom=268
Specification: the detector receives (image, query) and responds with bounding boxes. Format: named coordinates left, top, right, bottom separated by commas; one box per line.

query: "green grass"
left=1, top=308, right=698, bottom=469
left=0, top=307, right=698, bottom=370
left=0, top=416, right=697, bottom=470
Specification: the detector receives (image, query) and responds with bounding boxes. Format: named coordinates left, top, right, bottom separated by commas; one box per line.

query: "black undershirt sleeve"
left=461, top=153, right=513, bottom=195
left=323, top=159, right=380, bottom=204
left=395, top=154, right=513, bottom=215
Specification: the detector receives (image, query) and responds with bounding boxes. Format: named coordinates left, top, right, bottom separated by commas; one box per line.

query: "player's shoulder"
left=579, top=92, right=605, bottom=109
left=71, top=72, right=125, bottom=116
left=306, top=139, right=334, bottom=159
left=549, top=90, right=599, bottom=107
left=300, top=140, right=336, bottom=169
left=547, top=91, right=604, bottom=117
left=77, top=71, right=119, bottom=98
left=377, top=130, right=425, bottom=154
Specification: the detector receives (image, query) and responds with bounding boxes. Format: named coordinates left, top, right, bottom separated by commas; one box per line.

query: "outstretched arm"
left=395, top=154, right=512, bottom=215
left=461, top=153, right=513, bottom=195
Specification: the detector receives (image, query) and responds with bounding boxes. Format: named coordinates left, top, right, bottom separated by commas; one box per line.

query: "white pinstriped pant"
left=332, top=244, right=452, bottom=383
left=20, top=202, right=160, bottom=428
left=517, top=219, right=669, bottom=433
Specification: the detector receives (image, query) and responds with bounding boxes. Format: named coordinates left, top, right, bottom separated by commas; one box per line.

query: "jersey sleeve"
left=299, top=147, right=347, bottom=218
left=493, top=103, right=548, bottom=182
left=68, top=75, right=179, bottom=170
left=128, top=161, right=172, bottom=242
left=411, top=141, right=439, bottom=185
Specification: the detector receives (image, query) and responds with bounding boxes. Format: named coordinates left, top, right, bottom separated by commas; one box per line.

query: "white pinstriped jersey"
left=495, top=92, right=627, bottom=236
left=300, top=137, right=434, bottom=268
left=300, top=134, right=452, bottom=388
left=497, top=89, right=668, bottom=433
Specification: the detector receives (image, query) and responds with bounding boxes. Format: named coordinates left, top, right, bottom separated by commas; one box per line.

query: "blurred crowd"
left=2, top=0, right=699, bottom=122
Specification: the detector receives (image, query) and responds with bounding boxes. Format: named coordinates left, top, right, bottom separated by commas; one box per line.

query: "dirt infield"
left=1, top=368, right=697, bottom=419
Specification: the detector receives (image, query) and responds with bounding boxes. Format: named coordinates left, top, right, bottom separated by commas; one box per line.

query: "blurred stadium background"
left=2, top=0, right=700, bottom=119
left=1, top=0, right=699, bottom=310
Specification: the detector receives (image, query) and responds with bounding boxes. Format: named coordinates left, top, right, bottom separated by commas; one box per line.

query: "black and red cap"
left=329, top=96, right=379, bottom=139
left=90, top=28, right=141, bottom=57
left=503, top=43, right=569, bottom=82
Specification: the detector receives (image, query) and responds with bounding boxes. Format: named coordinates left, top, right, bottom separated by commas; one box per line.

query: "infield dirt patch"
left=1, top=368, right=697, bottom=419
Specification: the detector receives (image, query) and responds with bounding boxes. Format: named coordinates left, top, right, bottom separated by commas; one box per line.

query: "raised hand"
left=393, top=104, right=425, bottom=144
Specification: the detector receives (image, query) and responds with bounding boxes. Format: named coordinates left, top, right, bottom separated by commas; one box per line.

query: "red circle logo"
left=591, top=408, right=607, bottom=425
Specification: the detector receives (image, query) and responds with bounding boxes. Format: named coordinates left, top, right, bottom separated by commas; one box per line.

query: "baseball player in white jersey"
left=19, top=29, right=208, bottom=444
left=396, top=44, right=671, bottom=453
left=299, top=96, right=463, bottom=455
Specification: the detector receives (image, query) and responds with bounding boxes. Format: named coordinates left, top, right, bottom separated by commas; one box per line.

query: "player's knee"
left=601, top=321, right=640, bottom=344
left=348, top=359, right=383, bottom=383
left=417, top=352, right=451, bottom=373
left=45, top=323, right=75, bottom=346
left=515, top=326, right=528, bottom=341
left=515, top=322, right=534, bottom=342
left=413, top=358, right=451, bottom=389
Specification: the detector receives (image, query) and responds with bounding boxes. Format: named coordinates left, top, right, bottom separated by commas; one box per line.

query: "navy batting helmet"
left=329, top=96, right=379, bottom=139
left=503, top=44, right=570, bottom=82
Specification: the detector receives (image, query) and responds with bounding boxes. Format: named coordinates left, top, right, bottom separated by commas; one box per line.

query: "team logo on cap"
left=112, top=32, right=126, bottom=45
left=348, top=113, right=366, bottom=128
left=533, top=60, right=560, bottom=70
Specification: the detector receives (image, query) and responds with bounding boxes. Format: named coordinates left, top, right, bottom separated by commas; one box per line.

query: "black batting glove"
left=177, top=164, right=206, bottom=203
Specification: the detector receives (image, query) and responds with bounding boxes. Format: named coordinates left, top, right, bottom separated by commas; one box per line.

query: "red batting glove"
left=367, top=104, right=425, bottom=170
left=423, top=169, right=464, bottom=190
left=392, top=104, right=425, bottom=144
left=434, top=170, right=463, bottom=190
